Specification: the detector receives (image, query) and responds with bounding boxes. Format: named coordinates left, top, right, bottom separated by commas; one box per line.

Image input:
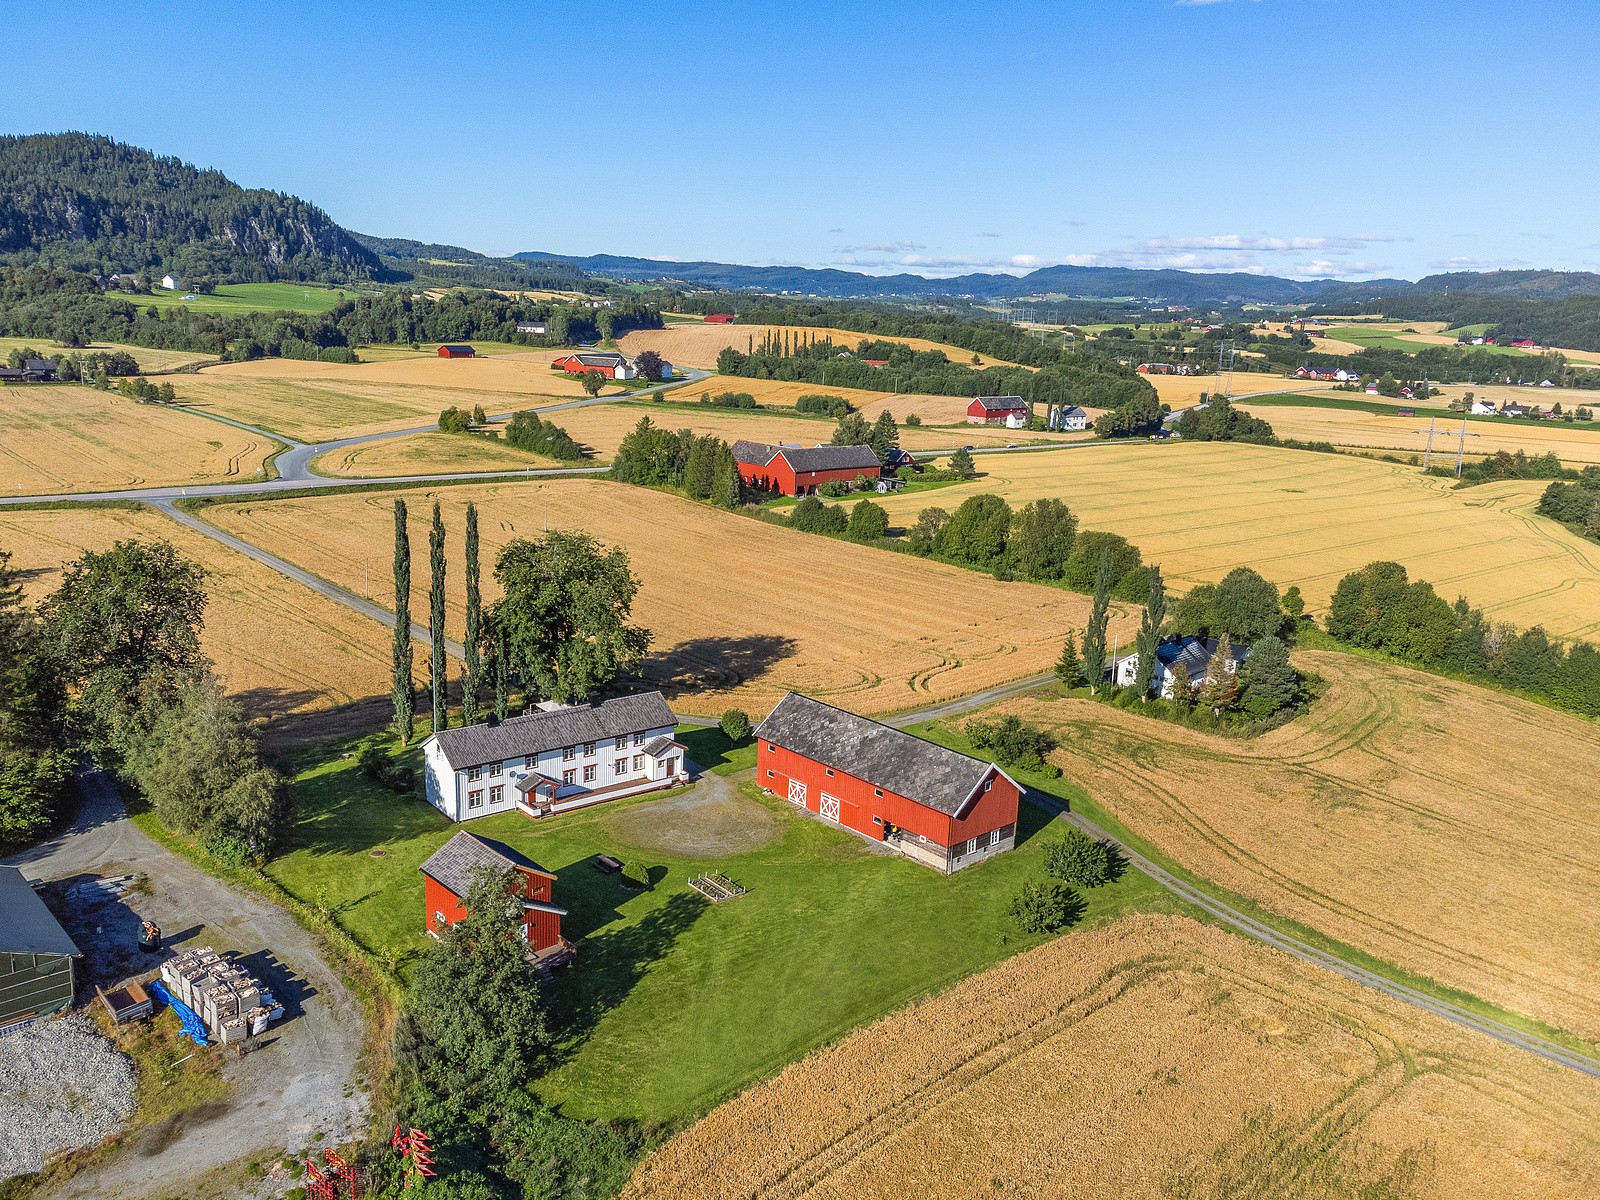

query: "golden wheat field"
left=0, top=336, right=217, bottom=372
left=203, top=479, right=1134, bottom=716
left=0, top=386, right=280, bottom=495
left=1239, top=402, right=1600, bottom=466
left=617, top=325, right=1027, bottom=371
left=0, top=506, right=398, bottom=738
left=624, top=913, right=1600, bottom=1200
left=997, top=650, right=1600, bottom=1041
left=169, top=352, right=615, bottom=442
left=311, top=430, right=565, bottom=477
left=1146, top=372, right=1330, bottom=410
left=867, top=440, right=1600, bottom=638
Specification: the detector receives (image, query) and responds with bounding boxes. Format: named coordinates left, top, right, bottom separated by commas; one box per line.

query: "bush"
left=619, top=861, right=651, bottom=889
left=905, top=412, right=922, bottom=427
left=817, top=480, right=849, bottom=498
left=438, top=406, right=472, bottom=434
left=790, top=496, right=847, bottom=534
left=1008, top=880, right=1081, bottom=934
left=504, top=410, right=586, bottom=460
left=1043, top=827, right=1112, bottom=887
left=699, top=390, right=757, bottom=409
left=795, top=393, right=853, bottom=418
left=359, top=743, right=414, bottom=793
left=846, top=499, right=889, bottom=542
left=964, top=714, right=1058, bottom=774
left=719, top=707, right=751, bottom=742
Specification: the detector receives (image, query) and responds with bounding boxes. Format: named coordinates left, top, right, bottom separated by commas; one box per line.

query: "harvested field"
left=0, top=337, right=216, bottom=372
left=204, top=479, right=1135, bottom=716
left=0, top=386, right=278, bottom=495
left=311, top=430, right=566, bottom=477
left=624, top=913, right=1600, bottom=1200
left=865, top=440, right=1600, bottom=638
left=0, top=506, right=397, bottom=739
left=1237, top=402, right=1600, bottom=465
left=618, top=325, right=1027, bottom=370
left=996, top=649, right=1600, bottom=1041
left=170, top=352, right=616, bottom=441
left=1150, top=372, right=1329, bottom=409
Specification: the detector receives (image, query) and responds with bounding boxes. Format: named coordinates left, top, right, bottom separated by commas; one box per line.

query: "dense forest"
left=0, top=267, right=661, bottom=360
left=0, top=133, right=382, bottom=282
left=349, top=234, right=598, bottom=293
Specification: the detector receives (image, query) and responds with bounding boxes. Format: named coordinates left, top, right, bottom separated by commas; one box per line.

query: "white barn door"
left=819, top=793, right=841, bottom=822
left=787, top=779, right=807, bottom=807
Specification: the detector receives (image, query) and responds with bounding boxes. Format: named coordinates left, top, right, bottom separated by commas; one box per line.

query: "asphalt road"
left=3, top=770, right=368, bottom=1199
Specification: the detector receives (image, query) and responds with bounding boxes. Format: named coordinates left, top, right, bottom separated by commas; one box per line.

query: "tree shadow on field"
left=645, top=633, right=800, bottom=699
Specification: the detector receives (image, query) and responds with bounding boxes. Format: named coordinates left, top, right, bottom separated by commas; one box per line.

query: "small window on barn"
left=825, top=768, right=834, bottom=777
left=984, top=779, right=993, bottom=792
left=989, top=829, right=1001, bottom=848
left=967, top=837, right=978, bottom=854
left=872, top=815, right=883, bottom=826
left=766, top=769, right=775, bottom=778
left=434, top=910, right=446, bottom=928
left=873, top=788, right=882, bottom=797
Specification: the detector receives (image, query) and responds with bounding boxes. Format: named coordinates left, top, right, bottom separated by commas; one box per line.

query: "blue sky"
left=4, top=0, right=1596, bottom=281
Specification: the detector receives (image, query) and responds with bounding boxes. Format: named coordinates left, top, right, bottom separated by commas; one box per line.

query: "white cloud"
left=835, top=240, right=925, bottom=254
left=1426, top=256, right=1528, bottom=271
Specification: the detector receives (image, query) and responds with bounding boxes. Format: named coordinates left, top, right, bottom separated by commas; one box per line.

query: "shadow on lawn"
left=647, top=633, right=800, bottom=698
left=539, top=889, right=707, bottom=1066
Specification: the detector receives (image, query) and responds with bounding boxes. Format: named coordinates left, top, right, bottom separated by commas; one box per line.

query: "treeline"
left=1316, top=292, right=1600, bottom=355
left=1170, top=394, right=1275, bottom=442
left=1537, top=469, right=1600, bottom=539
left=1326, top=560, right=1600, bottom=717
left=1252, top=334, right=1582, bottom=387
left=609, top=417, right=743, bottom=507
left=0, top=540, right=290, bottom=857
left=0, top=267, right=662, bottom=361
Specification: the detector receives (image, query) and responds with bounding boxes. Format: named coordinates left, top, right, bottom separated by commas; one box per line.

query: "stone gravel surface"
left=0, top=1015, right=136, bottom=1179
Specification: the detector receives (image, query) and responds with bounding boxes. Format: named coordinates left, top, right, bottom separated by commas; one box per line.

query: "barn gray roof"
left=754, top=693, right=999, bottom=817
left=971, top=395, right=1027, bottom=411
left=420, top=831, right=555, bottom=897
left=731, top=439, right=781, bottom=466
left=0, top=866, right=81, bottom=957
left=780, top=444, right=880, bottom=473
left=428, top=691, right=676, bottom=771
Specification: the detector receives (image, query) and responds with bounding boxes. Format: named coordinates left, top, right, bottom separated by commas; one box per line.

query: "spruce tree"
left=1054, top=630, right=1081, bottom=688
left=463, top=502, right=482, bottom=725
left=429, top=502, right=447, bottom=732
left=390, top=499, right=414, bottom=741
left=711, top=449, right=742, bottom=509
left=1081, top=550, right=1113, bottom=694
left=1132, top=565, right=1166, bottom=699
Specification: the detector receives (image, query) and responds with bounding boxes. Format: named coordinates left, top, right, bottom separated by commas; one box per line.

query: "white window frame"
left=583, top=764, right=597, bottom=784
left=562, top=746, right=576, bottom=762
left=614, top=757, right=628, bottom=774
left=967, top=837, right=978, bottom=854
left=633, top=732, right=646, bottom=747
left=989, top=828, right=1002, bottom=848
left=583, top=741, right=597, bottom=756
left=632, top=754, right=644, bottom=771
left=615, top=735, right=628, bottom=750
left=489, top=760, right=503, bottom=778
left=467, top=789, right=484, bottom=809
left=467, top=765, right=482, bottom=782
left=489, top=785, right=504, bottom=805
left=562, top=769, right=576, bottom=786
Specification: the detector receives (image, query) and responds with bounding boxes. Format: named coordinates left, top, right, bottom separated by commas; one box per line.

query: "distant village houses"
left=516, top=320, right=548, bottom=335
left=552, top=350, right=636, bottom=380
left=1293, top=366, right=1360, bottom=383
left=160, top=273, right=179, bottom=290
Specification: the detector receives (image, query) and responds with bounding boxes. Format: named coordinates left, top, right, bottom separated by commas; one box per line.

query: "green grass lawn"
left=265, top=721, right=1164, bottom=1126
left=116, top=282, right=355, bottom=315
left=1327, top=324, right=1530, bottom=357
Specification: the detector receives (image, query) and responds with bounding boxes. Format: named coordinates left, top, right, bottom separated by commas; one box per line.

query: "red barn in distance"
left=420, top=831, right=574, bottom=965
left=703, top=313, right=735, bottom=323
left=754, top=693, right=1022, bottom=874
left=551, top=351, right=637, bottom=380
left=437, top=344, right=475, bottom=358
left=731, top=440, right=882, bottom=497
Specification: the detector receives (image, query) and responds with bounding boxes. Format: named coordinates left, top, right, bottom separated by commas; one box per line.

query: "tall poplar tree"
left=1133, top=565, right=1166, bottom=699
left=1081, top=550, right=1113, bottom=695
left=391, top=499, right=414, bottom=741
left=429, top=502, right=447, bottom=732
left=493, top=626, right=510, bottom=720
left=463, top=502, right=482, bottom=725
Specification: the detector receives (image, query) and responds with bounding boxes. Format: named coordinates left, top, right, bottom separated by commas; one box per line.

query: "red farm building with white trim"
left=754, top=693, right=1022, bottom=873
left=966, top=395, right=1029, bottom=428
left=731, top=440, right=882, bottom=496
left=420, top=831, right=574, bottom=966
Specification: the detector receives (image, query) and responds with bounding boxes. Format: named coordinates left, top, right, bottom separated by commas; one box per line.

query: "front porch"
left=514, top=769, right=689, bottom=821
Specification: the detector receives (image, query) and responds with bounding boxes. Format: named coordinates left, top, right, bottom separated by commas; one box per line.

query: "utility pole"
left=1420, top=417, right=1440, bottom=472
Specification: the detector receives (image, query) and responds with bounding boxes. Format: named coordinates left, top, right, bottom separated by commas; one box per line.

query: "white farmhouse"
left=1051, top=404, right=1089, bottom=432
left=1111, top=635, right=1248, bottom=699
left=160, top=274, right=179, bottom=290
left=1469, top=399, right=1497, bottom=415
left=422, top=691, right=685, bottom=822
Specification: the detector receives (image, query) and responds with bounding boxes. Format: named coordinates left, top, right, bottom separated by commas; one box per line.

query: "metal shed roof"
left=0, top=866, right=81, bottom=957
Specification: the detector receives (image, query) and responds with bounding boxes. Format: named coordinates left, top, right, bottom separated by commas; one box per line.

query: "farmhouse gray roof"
left=755, top=692, right=999, bottom=817
left=971, top=395, right=1027, bottom=411
left=420, top=831, right=556, bottom=898
left=0, top=866, right=81, bottom=957
left=428, top=691, right=676, bottom=771
left=1059, top=405, right=1087, bottom=417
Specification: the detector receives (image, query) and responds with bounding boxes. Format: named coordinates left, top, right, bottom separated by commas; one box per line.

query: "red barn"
left=437, top=344, right=475, bottom=358
left=731, top=440, right=882, bottom=496
left=550, top=351, right=637, bottom=380
left=704, top=313, right=735, bottom=324
left=420, top=831, right=573, bottom=965
left=754, top=693, right=1022, bottom=873
left=966, top=395, right=1029, bottom=428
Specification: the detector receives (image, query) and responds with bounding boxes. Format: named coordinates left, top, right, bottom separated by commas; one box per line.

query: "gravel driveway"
left=2, top=770, right=369, bottom=1199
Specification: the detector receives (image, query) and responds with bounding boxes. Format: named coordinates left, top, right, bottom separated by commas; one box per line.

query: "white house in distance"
left=422, top=691, right=685, bottom=822
left=516, top=319, right=548, bottom=335
left=1469, top=398, right=1497, bottom=415
left=1050, top=405, right=1089, bottom=431
left=160, top=274, right=179, bottom=290
left=1111, top=635, right=1248, bottom=699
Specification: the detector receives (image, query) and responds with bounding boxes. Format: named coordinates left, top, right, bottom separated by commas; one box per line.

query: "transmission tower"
left=1215, top=339, right=1237, bottom=399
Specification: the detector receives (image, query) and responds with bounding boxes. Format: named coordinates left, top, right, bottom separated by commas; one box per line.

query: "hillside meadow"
left=623, top=912, right=1600, bottom=1200
left=112, top=281, right=354, bottom=315
left=202, top=478, right=1137, bottom=716
left=0, top=505, right=399, bottom=740
left=166, top=351, right=621, bottom=441
left=997, top=648, right=1600, bottom=1043
left=0, top=336, right=216, bottom=372
left=0, top=386, right=280, bottom=495
left=617, top=324, right=1029, bottom=371
left=865, top=439, right=1600, bottom=639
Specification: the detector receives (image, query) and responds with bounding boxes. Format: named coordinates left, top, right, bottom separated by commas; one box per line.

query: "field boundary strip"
left=1039, top=797, right=1600, bottom=1080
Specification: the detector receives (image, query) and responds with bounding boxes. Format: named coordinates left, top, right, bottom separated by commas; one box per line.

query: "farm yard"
left=618, top=324, right=1029, bottom=371
left=0, top=504, right=399, bottom=739
left=998, top=648, right=1600, bottom=1042
left=623, top=912, right=1600, bottom=1200
left=200, top=478, right=1137, bottom=716
left=164, top=350, right=621, bottom=441
left=865, top=439, right=1600, bottom=639
left=266, top=730, right=1164, bottom=1125
left=0, top=386, right=280, bottom=495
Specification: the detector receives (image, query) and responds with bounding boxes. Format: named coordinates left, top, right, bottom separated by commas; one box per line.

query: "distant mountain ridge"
left=0, top=132, right=382, bottom=282
left=514, top=249, right=1414, bottom=305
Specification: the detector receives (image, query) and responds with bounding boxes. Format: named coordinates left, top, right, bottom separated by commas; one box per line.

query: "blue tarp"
left=149, top=978, right=209, bottom=1046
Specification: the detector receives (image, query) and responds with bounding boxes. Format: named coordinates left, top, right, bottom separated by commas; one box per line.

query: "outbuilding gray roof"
left=0, top=866, right=81, bottom=957
left=428, top=691, right=676, bottom=771
left=755, top=693, right=1002, bottom=817
left=420, top=831, right=555, bottom=898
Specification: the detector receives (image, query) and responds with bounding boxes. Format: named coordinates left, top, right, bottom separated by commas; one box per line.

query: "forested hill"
left=0, top=133, right=383, bottom=283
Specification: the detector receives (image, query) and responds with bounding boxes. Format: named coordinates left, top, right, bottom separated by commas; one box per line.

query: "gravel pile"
left=0, top=1015, right=137, bottom=1179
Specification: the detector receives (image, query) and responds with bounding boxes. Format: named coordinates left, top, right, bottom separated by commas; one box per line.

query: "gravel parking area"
left=0, top=1015, right=136, bottom=1179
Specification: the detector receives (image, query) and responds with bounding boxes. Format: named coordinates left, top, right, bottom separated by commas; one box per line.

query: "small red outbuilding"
left=420, top=831, right=573, bottom=963
left=754, top=693, right=1022, bottom=874
left=703, top=313, right=735, bottom=323
left=437, top=344, right=475, bottom=358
